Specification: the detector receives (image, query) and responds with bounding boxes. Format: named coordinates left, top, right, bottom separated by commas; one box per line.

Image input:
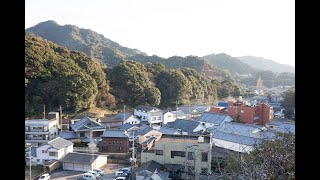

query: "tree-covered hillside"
left=25, top=32, right=115, bottom=115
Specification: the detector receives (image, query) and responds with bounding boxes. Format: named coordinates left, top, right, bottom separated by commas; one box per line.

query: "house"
left=177, top=105, right=210, bottom=119
left=115, top=112, right=141, bottom=125
left=60, top=152, right=107, bottom=172
left=70, top=116, right=105, bottom=139
left=99, top=115, right=124, bottom=128
left=136, top=125, right=162, bottom=151
left=171, top=110, right=187, bottom=119
left=98, top=129, right=129, bottom=153
left=141, top=134, right=212, bottom=179
left=25, top=118, right=59, bottom=147
left=227, top=100, right=273, bottom=126
left=162, top=110, right=175, bottom=125
left=164, top=119, right=205, bottom=135
left=61, top=118, right=71, bottom=131
left=118, top=124, right=140, bottom=142
left=212, top=122, right=266, bottom=138
left=134, top=105, right=163, bottom=126
left=26, top=137, right=73, bottom=165
left=211, top=131, right=262, bottom=153
left=195, top=112, right=232, bottom=129
left=133, top=160, right=166, bottom=180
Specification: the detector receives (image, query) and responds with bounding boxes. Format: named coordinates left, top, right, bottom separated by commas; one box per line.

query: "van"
left=83, top=172, right=96, bottom=180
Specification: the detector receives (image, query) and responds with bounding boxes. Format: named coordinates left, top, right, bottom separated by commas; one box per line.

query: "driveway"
left=51, top=164, right=128, bottom=180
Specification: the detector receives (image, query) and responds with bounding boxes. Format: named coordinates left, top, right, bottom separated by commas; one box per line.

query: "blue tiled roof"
left=164, top=119, right=200, bottom=133
left=217, top=102, right=228, bottom=108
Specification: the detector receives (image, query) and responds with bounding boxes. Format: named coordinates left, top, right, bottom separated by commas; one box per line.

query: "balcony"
left=25, top=127, right=49, bottom=132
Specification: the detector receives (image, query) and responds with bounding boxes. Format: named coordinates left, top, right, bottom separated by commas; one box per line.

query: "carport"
left=61, top=152, right=107, bottom=172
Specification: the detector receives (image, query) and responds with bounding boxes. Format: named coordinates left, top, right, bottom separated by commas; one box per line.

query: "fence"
left=73, top=147, right=99, bottom=153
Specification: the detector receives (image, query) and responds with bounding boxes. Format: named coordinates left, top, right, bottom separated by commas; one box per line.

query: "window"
left=155, top=150, right=163, bottom=155
left=109, top=141, right=112, bottom=144
left=37, top=159, right=40, bottom=162
left=201, top=168, right=208, bottom=174
left=202, top=152, right=208, bottom=162
left=171, top=151, right=186, bottom=158
left=119, top=147, right=122, bottom=150
left=80, top=132, right=85, bottom=137
left=49, top=152, right=57, bottom=156
left=188, top=152, right=194, bottom=160
left=42, top=150, right=47, bottom=153
left=113, top=141, right=116, bottom=144
left=120, top=141, right=123, bottom=144
left=241, top=110, right=244, bottom=113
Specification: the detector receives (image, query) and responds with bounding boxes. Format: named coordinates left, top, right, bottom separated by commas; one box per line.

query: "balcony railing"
left=25, top=128, right=49, bottom=132
left=26, top=137, right=48, bottom=140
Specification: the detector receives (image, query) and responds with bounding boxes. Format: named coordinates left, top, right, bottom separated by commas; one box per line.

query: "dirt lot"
left=50, top=163, right=128, bottom=180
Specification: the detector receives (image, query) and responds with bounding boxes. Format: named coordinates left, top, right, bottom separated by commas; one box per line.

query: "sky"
left=25, top=0, right=295, bottom=67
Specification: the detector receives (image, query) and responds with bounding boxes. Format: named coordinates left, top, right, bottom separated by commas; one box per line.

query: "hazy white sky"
left=25, top=0, right=295, bottom=66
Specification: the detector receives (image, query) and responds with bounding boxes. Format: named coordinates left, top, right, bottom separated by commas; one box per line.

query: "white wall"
left=163, top=112, right=175, bottom=124
left=33, top=145, right=73, bottom=165
left=94, top=155, right=108, bottom=168
left=124, top=116, right=141, bottom=125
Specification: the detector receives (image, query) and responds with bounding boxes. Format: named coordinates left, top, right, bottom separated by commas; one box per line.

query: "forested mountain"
left=203, top=53, right=256, bottom=75
left=237, top=56, right=295, bottom=74
left=26, top=21, right=233, bottom=82
left=25, top=32, right=116, bottom=115
left=26, top=20, right=146, bottom=67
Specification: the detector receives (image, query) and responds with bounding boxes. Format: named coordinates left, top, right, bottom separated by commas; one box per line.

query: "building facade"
left=141, top=134, right=212, bottom=179
left=98, top=130, right=129, bottom=153
left=134, top=105, right=163, bottom=126
left=25, top=118, right=59, bottom=147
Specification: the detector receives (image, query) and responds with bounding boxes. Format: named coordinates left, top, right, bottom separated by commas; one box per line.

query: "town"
left=25, top=86, right=295, bottom=180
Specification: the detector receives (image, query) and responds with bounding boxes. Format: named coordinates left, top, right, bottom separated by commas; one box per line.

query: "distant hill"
left=26, top=20, right=146, bottom=67
left=237, top=56, right=295, bottom=74
left=27, top=20, right=232, bottom=82
left=203, top=53, right=257, bottom=75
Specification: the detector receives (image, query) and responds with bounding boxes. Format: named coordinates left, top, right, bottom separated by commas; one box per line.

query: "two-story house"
left=98, top=129, right=129, bottom=154
left=25, top=118, right=59, bottom=147
left=134, top=105, right=163, bottom=126
left=26, top=137, right=73, bottom=165
left=70, top=116, right=105, bottom=141
left=141, top=134, right=212, bottom=179
left=115, top=113, right=141, bottom=125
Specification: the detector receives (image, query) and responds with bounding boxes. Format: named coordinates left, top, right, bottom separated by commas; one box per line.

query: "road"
left=51, top=164, right=128, bottom=180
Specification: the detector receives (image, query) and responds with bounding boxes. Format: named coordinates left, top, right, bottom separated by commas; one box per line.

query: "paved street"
left=51, top=164, right=127, bottom=180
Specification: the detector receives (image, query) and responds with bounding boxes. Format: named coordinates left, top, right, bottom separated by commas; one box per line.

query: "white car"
left=92, top=169, right=105, bottom=176
left=39, top=173, right=50, bottom=180
left=114, top=170, right=127, bottom=177
left=87, top=170, right=101, bottom=179
left=83, top=172, right=96, bottom=180
left=113, top=176, right=127, bottom=180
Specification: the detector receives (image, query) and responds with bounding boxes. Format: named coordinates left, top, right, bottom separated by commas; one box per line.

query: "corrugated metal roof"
left=48, top=137, right=73, bottom=149
left=212, top=131, right=261, bottom=146
left=196, top=112, right=230, bottom=124
left=60, top=152, right=101, bottom=164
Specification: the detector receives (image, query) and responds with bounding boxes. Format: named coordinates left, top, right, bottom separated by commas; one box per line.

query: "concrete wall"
left=141, top=140, right=211, bottom=175
left=163, top=112, right=175, bottom=124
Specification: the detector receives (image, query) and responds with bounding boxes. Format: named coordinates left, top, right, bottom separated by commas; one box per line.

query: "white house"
left=134, top=105, right=163, bottom=126
left=195, top=112, right=232, bottom=129
left=114, top=113, right=141, bottom=125
left=26, top=137, right=73, bottom=165
left=61, top=152, right=108, bottom=172
left=25, top=118, right=59, bottom=147
left=162, top=111, right=175, bottom=124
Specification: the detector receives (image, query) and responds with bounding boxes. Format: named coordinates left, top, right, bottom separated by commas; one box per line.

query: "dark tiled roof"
left=135, top=105, right=160, bottom=112
left=102, top=129, right=128, bottom=138
left=165, top=119, right=200, bottom=133
left=118, top=123, right=134, bottom=131
left=48, top=137, right=73, bottom=149
left=115, top=113, right=133, bottom=121
left=60, top=152, right=101, bottom=164
left=158, top=127, right=181, bottom=135
left=136, top=126, right=153, bottom=136
left=135, top=160, right=163, bottom=173
left=196, top=112, right=231, bottom=124
left=59, top=131, right=78, bottom=139
left=70, top=116, right=105, bottom=132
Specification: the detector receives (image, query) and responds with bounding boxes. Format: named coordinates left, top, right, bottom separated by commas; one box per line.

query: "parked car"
left=115, top=170, right=127, bottom=177
left=120, top=167, right=131, bottom=174
left=113, top=175, right=128, bottom=180
left=92, top=169, right=105, bottom=176
left=87, top=170, right=101, bottom=178
left=83, top=172, right=96, bottom=180
left=39, top=173, right=50, bottom=180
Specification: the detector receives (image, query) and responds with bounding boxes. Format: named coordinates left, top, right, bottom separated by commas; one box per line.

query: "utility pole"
left=123, top=105, right=126, bottom=124
left=132, top=131, right=135, bottom=166
left=59, top=105, right=62, bottom=131
left=43, top=104, right=46, bottom=119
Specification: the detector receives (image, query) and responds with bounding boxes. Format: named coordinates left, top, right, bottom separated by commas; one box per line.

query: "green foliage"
left=25, top=32, right=115, bottom=116
left=282, top=87, right=295, bottom=119
left=217, top=80, right=243, bottom=99
left=109, top=60, right=161, bottom=107
left=224, top=133, right=295, bottom=179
